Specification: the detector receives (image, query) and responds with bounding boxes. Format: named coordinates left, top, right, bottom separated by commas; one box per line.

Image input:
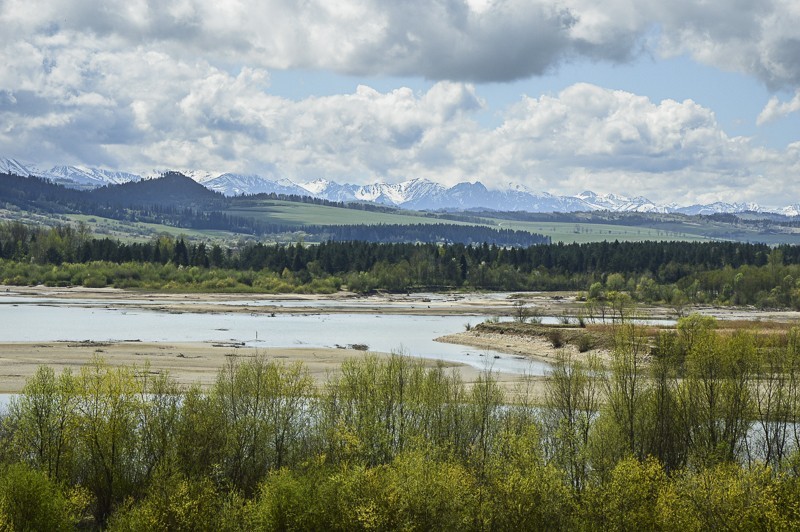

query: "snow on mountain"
left=401, top=181, right=593, bottom=212
left=396, top=178, right=447, bottom=204
left=45, top=165, right=142, bottom=187
left=45, top=165, right=107, bottom=187
left=299, top=178, right=332, bottom=196
left=0, top=158, right=142, bottom=188
left=673, top=202, right=764, bottom=216
left=348, top=178, right=447, bottom=206
left=204, top=173, right=310, bottom=197
left=2, top=156, right=797, bottom=215
left=352, top=183, right=401, bottom=205
left=300, top=179, right=361, bottom=203
left=777, top=204, right=800, bottom=217
left=0, top=157, right=44, bottom=177
left=300, top=178, right=448, bottom=206
left=86, top=168, right=142, bottom=185
left=575, top=191, right=668, bottom=213
left=143, top=169, right=216, bottom=183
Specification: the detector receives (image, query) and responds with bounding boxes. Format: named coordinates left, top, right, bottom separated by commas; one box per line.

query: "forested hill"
left=0, top=172, right=85, bottom=212
left=88, top=171, right=225, bottom=207
left=0, top=171, right=225, bottom=211
left=0, top=173, right=547, bottom=246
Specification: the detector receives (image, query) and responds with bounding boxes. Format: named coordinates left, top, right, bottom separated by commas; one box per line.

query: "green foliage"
left=0, top=462, right=88, bottom=531
left=484, top=426, right=575, bottom=530
left=5, top=337, right=800, bottom=529
left=5, top=220, right=800, bottom=299
left=577, top=334, right=593, bottom=352
left=658, top=465, right=792, bottom=531
left=108, top=473, right=247, bottom=532
left=544, top=352, right=601, bottom=492
left=213, top=357, right=315, bottom=495
left=582, top=456, right=666, bottom=532
left=7, top=366, right=78, bottom=482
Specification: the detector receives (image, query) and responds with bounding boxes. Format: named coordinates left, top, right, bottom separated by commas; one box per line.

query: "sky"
left=1, top=0, right=799, bottom=207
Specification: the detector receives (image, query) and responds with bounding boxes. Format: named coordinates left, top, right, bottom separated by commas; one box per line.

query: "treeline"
left=3, top=222, right=800, bottom=301
left=1, top=221, right=788, bottom=274
left=4, top=317, right=800, bottom=529
left=316, top=223, right=549, bottom=246
left=240, top=191, right=404, bottom=214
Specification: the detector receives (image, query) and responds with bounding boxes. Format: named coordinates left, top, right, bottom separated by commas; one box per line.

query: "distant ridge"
left=1, top=156, right=796, bottom=216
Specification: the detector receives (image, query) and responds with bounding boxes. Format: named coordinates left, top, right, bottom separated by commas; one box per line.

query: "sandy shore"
left=4, top=285, right=798, bottom=401
left=8, top=284, right=800, bottom=321
left=436, top=329, right=612, bottom=366
left=1, top=285, right=587, bottom=316
left=0, top=341, right=542, bottom=397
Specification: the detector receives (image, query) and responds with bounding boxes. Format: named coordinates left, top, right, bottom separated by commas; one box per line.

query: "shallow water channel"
left=0, top=294, right=553, bottom=377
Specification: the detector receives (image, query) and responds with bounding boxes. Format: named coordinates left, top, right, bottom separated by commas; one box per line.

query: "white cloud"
left=3, top=1, right=800, bottom=88
left=757, top=91, right=800, bottom=125
left=1, top=1, right=800, bottom=206
left=651, top=0, right=800, bottom=90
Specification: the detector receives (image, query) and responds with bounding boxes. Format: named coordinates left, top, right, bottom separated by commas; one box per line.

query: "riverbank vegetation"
left=3, top=315, right=800, bottom=529
left=2, top=222, right=800, bottom=307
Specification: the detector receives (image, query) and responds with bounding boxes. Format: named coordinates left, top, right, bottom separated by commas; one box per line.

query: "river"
left=0, top=292, right=553, bottom=376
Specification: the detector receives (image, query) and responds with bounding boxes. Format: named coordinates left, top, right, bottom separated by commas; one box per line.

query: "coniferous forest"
left=2, top=221, right=800, bottom=307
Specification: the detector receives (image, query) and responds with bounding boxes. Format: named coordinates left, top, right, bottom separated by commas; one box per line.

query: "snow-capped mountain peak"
left=778, top=204, right=800, bottom=217
left=300, top=178, right=332, bottom=195
left=1, top=155, right=796, bottom=216
left=574, top=190, right=667, bottom=213
left=203, top=173, right=310, bottom=197
left=0, top=157, right=43, bottom=177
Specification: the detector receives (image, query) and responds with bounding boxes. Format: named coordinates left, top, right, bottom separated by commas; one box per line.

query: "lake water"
left=0, top=294, right=552, bottom=376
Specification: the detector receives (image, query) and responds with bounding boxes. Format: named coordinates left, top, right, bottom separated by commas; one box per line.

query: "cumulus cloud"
left=467, top=83, right=792, bottom=204
left=757, top=91, right=800, bottom=125
left=3, top=47, right=796, bottom=205
left=1, top=0, right=800, bottom=206
left=652, top=0, right=800, bottom=90
left=2, top=0, right=799, bottom=87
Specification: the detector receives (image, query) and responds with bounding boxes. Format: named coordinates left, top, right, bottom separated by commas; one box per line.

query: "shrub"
left=547, top=330, right=564, bottom=349
left=0, top=463, right=88, bottom=531
left=577, top=334, right=593, bottom=353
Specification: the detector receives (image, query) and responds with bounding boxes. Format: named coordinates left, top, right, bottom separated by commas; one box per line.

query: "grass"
left=11, top=193, right=799, bottom=245
left=226, top=201, right=754, bottom=245
left=64, top=214, right=257, bottom=243
left=224, top=200, right=467, bottom=227
left=481, top=219, right=713, bottom=244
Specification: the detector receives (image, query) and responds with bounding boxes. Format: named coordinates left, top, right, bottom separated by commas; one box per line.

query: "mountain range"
left=2, top=156, right=797, bottom=217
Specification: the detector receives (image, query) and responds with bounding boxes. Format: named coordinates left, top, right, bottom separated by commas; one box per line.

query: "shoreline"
left=0, top=341, right=540, bottom=395
left=436, top=329, right=613, bottom=366
left=0, top=285, right=587, bottom=316
left=4, top=285, right=799, bottom=400
left=5, top=285, right=800, bottom=322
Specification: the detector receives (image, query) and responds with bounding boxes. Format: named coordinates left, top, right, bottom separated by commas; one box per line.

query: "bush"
left=108, top=473, right=248, bottom=532
left=547, top=330, right=564, bottom=349
left=577, top=334, right=593, bottom=353
left=0, top=463, right=88, bottom=531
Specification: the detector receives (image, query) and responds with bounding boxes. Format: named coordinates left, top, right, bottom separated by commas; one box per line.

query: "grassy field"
left=64, top=214, right=255, bottom=243
left=224, top=201, right=718, bottom=243
left=64, top=208, right=777, bottom=245
left=484, top=219, right=713, bottom=243
left=225, top=200, right=469, bottom=226
left=7, top=195, right=799, bottom=245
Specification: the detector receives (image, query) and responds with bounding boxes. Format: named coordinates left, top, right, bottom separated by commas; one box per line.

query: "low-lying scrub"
left=4, top=317, right=800, bottom=529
